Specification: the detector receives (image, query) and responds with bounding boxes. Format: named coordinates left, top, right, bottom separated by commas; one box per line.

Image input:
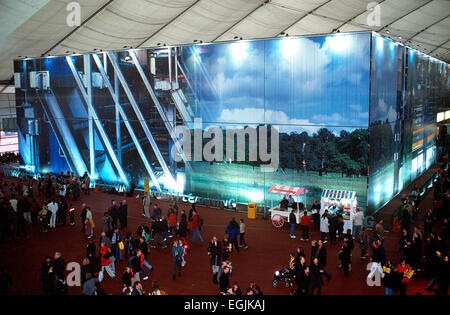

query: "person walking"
left=68, top=204, right=75, bottom=226
left=309, top=258, right=323, bottom=295
left=300, top=211, right=311, bottom=240
left=111, top=227, right=124, bottom=262
left=169, top=209, right=177, bottom=237
left=289, top=210, right=297, bottom=239
left=315, top=240, right=332, bottom=281
left=118, top=200, right=128, bottom=229
left=359, top=226, right=369, bottom=258
left=226, top=218, right=240, bottom=253
left=422, top=209, right=435, bottom=238
left=81, top=203, right=87, bottom=234
left=219, top=266, right=231, bottom=294
left=99, top=242, right=115, bottom=281
left=172, top=240, right=183, bottom=280
left=239, top=219, right=248, bottom=249
left=53, top=252, right=66, bottom=281
left=102, top=212, right=113, bottom=235
left=47, top=199, right=58, bottom=229
left=338, top=240, right=351, bottom=277
left=352, top=208, right=364, bottom=240
left=320, top=211, right=330, bottom=243
left=85, top=207, right=94, bottom=238
left=208, top=236, right=222, bottom=284
left=177, top=210, right=188, bottom=238
left=142, top=193, right=151, bottom=218
left=398, top=258, right=412, bottom=295
left=136, top=249, right=149, bottom=281
left=311, top=200, right=321, bottom=231
left=191, top=210, right=204, bottom=245
left=375, top=220, right=384, bottom=240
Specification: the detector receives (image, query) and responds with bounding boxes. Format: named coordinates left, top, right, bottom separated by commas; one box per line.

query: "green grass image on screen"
left=186, top=162, right=367, bottom=209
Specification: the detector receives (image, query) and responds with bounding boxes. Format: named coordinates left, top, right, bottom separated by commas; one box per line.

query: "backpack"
left=198, top=216, right=204, bottom=228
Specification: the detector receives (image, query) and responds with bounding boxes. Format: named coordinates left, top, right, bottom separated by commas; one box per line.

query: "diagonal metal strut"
left=106, top=51, right=176, bottom=188
left=65, top=55, right=129, bottom=185
left=92, top=53, right=162, bottom=191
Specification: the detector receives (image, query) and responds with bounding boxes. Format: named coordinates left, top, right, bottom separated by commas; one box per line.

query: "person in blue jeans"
left=289, top=210, right=297, bottom=239
left=136, top=249, right=149, bottom=280
left=172, top=241, right=183, bottom=279
left=112, top=228, right=123, bottom=261
left=191, top=210, right=204, bottom=244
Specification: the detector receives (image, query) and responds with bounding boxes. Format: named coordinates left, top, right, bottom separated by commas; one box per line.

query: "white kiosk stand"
left=320, top=189, right=358, bottom=233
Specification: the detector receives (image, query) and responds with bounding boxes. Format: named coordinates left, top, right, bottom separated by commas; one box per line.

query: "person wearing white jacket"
left=142, top=194, right=151, bottom=219
left=320, top=210, right=330, bottom=243
left=352, top=209, right=365, bottom=240
left=47, top=200, right=59, bottom=228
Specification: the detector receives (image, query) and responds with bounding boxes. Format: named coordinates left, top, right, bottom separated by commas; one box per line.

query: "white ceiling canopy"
left=0, top=0, right=449, bottom=83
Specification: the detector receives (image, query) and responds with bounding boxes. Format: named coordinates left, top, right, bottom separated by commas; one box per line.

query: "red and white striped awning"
left=268, top=185, right=308, bottom=196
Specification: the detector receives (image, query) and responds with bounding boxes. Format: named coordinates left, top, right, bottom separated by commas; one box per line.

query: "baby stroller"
left=273, top=267, right=296, bottom=288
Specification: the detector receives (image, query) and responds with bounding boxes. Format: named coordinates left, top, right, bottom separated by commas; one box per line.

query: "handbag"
left=89, top=218, right=95, bottom=228
left=118, top=241, right=125, bottom=250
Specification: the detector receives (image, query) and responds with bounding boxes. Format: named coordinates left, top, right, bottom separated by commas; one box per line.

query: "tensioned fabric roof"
left=0, top=0, right=449, bottom=83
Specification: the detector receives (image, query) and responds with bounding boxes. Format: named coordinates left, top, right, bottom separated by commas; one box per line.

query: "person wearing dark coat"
left=383, top=262, right=402, bottom=295
left=40, top=256, right=54, bottom=295
left=309, top=258, right=323, bottom=295
left=328, top=215, right=339, bottom=244
left=296, top=265, right=310, bottom=296
left=225, top=218, right=240, bottom=253
left=316, top=240, right=332, bottom=280
left=118, top=201, right=128, bottom=229
left=81, top=203, right=87, bottom=234
left=339, top=241, right=352, bottom=277
left=219, top=266, right=231, bottom=294
left=86, top=239, right=96, bottom=258
left=53, top=252, right=66, bottom=281
left=208, top=236, right=222, bottom=284
left=177, top=211, right=188, bottom=238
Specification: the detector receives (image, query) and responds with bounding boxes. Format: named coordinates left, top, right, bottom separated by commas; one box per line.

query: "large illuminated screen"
left=14, top=32, right=448, bottom=214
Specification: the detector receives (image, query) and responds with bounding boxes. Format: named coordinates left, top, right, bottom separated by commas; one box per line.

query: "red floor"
left=0, top=181, right=439, bottom=295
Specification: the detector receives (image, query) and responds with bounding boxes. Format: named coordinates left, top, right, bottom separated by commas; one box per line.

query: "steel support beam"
left=84, top=55, right=95, bottom=179
left=37, top=90, right=88, bottom=176
left=113, top=53, right=121, bottom=164
left=66, top=55, right=129, bottom=185
left=128, top=50, right=191, bottom=171
left=106, top=52, right=176, bottom=187
left=92, top=53, right=162, bottom=190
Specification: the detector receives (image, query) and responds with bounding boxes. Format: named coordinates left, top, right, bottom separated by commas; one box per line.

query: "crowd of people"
left=283, top=165, right=449, bottom=295
left=0, top=163, right=448, bottom=295
left=0, top=152, right=19, bottom=164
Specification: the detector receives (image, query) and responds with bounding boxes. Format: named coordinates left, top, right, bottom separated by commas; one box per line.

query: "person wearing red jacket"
left=397, top=258, right=412, bottom=295
left=190, top=210, right=204, bottom=245
left=136, top=249, right=149, bottom=280
left=100, top=242, right=115, bottom=281
left=169, top=210, right=177, bottom=236
left=300, top=211, right=311, bottom=240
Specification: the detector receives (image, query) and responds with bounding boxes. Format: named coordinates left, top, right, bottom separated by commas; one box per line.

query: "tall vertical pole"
left=84, top=55, right=95, bottom=179
left=168, top=47, right=172, bottom=87
left=114, top=53, right=121, bottom=164
left=174, top=47, right=178, bottom=86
